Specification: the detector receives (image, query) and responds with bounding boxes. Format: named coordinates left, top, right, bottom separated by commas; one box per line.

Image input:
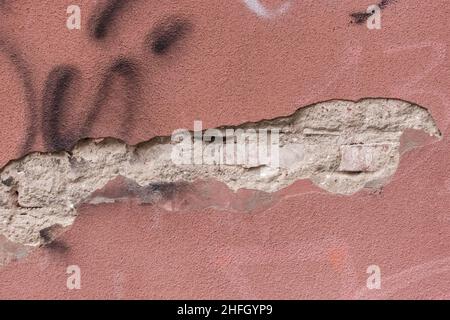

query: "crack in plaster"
left=0, top=99, right=441, bottom=247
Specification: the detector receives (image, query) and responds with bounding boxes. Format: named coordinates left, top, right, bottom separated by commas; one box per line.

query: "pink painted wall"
left=0, top=0, right=449, bottom=299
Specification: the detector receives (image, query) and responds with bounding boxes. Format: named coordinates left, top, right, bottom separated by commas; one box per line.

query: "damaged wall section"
left=0, top=99, right=442, bottom=247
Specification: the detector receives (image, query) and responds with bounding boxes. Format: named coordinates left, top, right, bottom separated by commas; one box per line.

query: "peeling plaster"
left=0, top=99, right=441, bottom=248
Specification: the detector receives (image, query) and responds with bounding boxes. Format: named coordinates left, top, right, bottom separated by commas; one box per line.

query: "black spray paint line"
left=42, top=65, right=81, bottom=151
left=84, top=57, right=141, bottom=138
left=0, top=38, right=38, bottom=154
left=147, top=16, right=193, bottom=56
left=42, top=58, right=141, bottom=151
left=89, top=0, right=134, bottom=40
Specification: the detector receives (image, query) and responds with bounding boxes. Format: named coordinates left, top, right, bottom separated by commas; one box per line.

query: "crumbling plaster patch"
left=0, top=99, right=441, bottom=247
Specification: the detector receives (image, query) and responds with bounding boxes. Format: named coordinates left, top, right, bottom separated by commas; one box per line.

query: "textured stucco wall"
left=0, top=0, right=449, bottom=299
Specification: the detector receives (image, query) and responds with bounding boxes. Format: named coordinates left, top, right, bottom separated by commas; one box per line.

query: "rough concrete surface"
left=0, top=0, right=450, bottom=299
left=0, top=99, right=441, bottom=247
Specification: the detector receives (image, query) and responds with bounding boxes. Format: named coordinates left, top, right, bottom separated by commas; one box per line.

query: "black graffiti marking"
left=3, top=6, right=192, bottom=153
left=42, top=66, right=81, bottom=151
left=42, top=58, right=140, bottom=151
left=0, top=38, right=38, bottom=154
left=350, top=0, right=398, bottom=24
left=87, top=57, right=140, bottom=136
left=147, top=17, right=192, bottom=55
left=89, top=0, right=130, bottom=40
left=379, top=0, right=398, bottom=10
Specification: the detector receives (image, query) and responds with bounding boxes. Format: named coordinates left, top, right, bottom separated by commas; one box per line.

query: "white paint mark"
left=242, top=0, right=291, bottom=19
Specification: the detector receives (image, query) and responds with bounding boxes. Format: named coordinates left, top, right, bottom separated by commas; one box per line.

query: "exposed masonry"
left=0, top=99, right=441, bottom=247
